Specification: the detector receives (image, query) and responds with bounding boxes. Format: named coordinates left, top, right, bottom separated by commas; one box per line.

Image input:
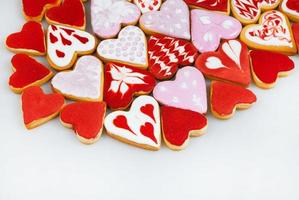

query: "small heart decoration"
left=134, top=0, right=162, bottom=13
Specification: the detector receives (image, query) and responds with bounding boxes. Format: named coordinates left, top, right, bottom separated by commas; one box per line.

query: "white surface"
left=1, top=1, right=299, bottom=200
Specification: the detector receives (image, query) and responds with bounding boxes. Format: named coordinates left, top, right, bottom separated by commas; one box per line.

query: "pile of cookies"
left=5, top=0, right=298, bottom=150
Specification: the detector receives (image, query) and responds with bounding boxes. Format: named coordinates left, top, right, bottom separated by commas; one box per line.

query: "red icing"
left=61, top=28, right=74, bottom=35
left=45, top=0, right=85, bottom=28
left=286, top=0, right=299, bottom=13
left=148, top=34, right=199, bottom=80
left=60, top=33, right=72, bottom=46
left=195, top=40, right=251, bottom=87
left=22, top=86, right=64, bottom=125
left=60, top=102, right=106, bottom=139
left=161, top=106, right=207, bottom=147
left=73, top=34, right=89, bottom=44
left=292, top=23, right=299, bottom=52
left=140, top=104, right=156, bottom=123
left=250, top=50, right=294, bottom=84
left=9, top=54, right=52, bottom=89
left=184, top=0, right=228, bottom=12
left=113, top=115, right=136, bottom=135
left=104, top=63, right=156, bottom=110
left=56, top=50, right=65, bottom=58
left=6, top=21, right=46, bottom=53
left=50, top=33, right=58, bottom=43
left=211, top=81, right=256, bottom=116
left=22, top=0, right=60, bottom=18
left=140, top=122, right=157, bottom=144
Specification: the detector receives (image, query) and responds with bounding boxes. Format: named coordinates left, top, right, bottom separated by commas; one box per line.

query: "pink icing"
left=153, top=66, right=207, bottom=114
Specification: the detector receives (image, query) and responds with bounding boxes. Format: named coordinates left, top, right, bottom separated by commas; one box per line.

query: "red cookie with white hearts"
left=104, top=63, right=156, bottom=110
left=104, top=95, right=161, bottom=151
left=9, top=54, right=53, bottom=94
left=22, top=0, right=61, bottom=21
left=210, top=81, right=257, bottom=119
left=240, top=10, right=297, bottom=55
left=21, top=86, right=65, bottom=129
left=292, top=23, right=299, bottom=53
left=280, top=0, right=299, bottom=22
left=161, top=106, right=207, bottom=151
left=250, top=50, right=295, bottom=89
left=148, top=34, right=199, bottom=80
left=47, top=24, right=96, bottom=70
left=60, top=102, right=106, bottom=144
left=184, top=0, right=230, bottom=15
left=195, top=39, right=251, bottom=87
left=6, top=21, right=46, bottom=56
left=45, top=0, right=86, bottom=30
left=134, top=0, right=162, bottom=13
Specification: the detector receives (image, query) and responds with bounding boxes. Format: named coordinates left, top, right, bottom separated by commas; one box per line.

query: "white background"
left=1, top=1, right=299, bottom=200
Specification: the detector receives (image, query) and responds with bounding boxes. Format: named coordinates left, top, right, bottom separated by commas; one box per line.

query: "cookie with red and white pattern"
left=134, top=0, right=162, bottom=13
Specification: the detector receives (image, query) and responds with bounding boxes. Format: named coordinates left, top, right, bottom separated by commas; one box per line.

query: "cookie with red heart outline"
left=148, top=34, right=199, bottom=80
left=104, top=95, right=161, bottom=151
left=9, top=54, right=53, bottom=94
left=231, top=0, right=280, bottom=25
left=45, top=0, right=86, bottom=30
left=133, top=0, right=162, bottom=13
left=161, top=106, right=208, bottom=151
left=250, top=50, right=295, bottom=89
left=47, top=24, right=96, bottom=70
left=6, top=21, right=46, bottom=56
left=104, top=63, right=156, bottom=110
left=184, top=0, right=230, bottom=15
left=195, top=39, right=251, bottom=87
left=240, top=10, right=297, bottom=55
left=280, top=0, right=299, bottom=22
left=210, top=81, right=257, bottom=120
left=292, top=23, right=299, bottom=53
left=60, top=101, right=106, bottom=144
left=21, top=86, right=65, bottom=129
left=52, top=56, right=104, bottom=102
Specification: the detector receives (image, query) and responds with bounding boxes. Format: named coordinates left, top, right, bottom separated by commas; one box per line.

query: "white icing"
left=222, top=40, right=241, bottom=66
left=205, top=57, right=227, bottom=69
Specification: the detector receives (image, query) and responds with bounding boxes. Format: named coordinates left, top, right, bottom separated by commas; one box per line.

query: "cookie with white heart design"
left=51, top=56, right=104, bottom=102
left=240, top=10, right=297, bottom=55
left=184, top=0, right=230, bottom=15
left=280, top=0, right=299, bottom=22
left=139, top=0, right=191, bottom=40
left=104, top=95, right=161, bottom=151
left=97, top=25, right=148, bottom=69
left=47, top=24, right=97, bottom=70
left=134, top=0, right=162, bottom=13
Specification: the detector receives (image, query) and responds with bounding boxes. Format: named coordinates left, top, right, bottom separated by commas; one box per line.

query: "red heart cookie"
left=45, top=0, right=86, bottom=30
left=184, top=0, right=229, bottom=14
left=9, top=54, right=53, bottom=93
left=22, top=0, right=61, bottom=21
left=6, top=21, right=46, bottom=55
left=210, top=81, right=257, bottom=119
left=195, top=40, right=251, bottom=87
left=104, top=63, right=156, bottom=110
left=22, top=86, right=65, bottom=129
left=292, top=23, right=299, bottom=53
left=161, top=106, right=207, bottom=151
left=250, top=50, right=295, bottom=89
left=280, top=0, right=299, bottom=22
left=60, top=102, right=107, bottom=144
left=148, top=34, right=199, bottom=80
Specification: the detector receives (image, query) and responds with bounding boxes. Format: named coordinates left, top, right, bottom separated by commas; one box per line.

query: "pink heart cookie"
left=134, top=0, right=162, bottom=13
left=153, top=66, right=207, bottom=114
left=91, top=0, right=141, bottom=39
left=191, top=10, right=242, bottom=53
left=139, top=0, right=190, bottom=40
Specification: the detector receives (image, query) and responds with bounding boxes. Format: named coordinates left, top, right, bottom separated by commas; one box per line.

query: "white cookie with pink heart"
left=51, top=56, right=104, bottom=101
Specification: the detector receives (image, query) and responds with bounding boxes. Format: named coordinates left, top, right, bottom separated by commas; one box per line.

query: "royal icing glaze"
left=52, top=56, right=103, bottom=101
left=280, top=0, right=299, bottom=22
left=104, top=63, right=156, bottom=110
left=153, top=66, right=207, bottom=114
left=22, top=0, right=61, bottom=21
left=134, top=0, right=162, bottom=13
left=97, top=25, right=148, bottom=68
left=47, top=25, right=96, bottom=70
left=191, top=9, right=242, bottom=53
left=184, top=0, right=228, bottom=12
left=91, top=0, right=141, bottom=39
left=139, top=0, right=191, bottom=40
left=148, top=34, right=198, bottom=80
left=292, top=23, right=299, bottom=52
left=104, top=95, right=161, bottom=150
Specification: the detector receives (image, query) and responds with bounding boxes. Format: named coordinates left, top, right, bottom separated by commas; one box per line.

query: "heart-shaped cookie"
left=52, top=56, right=103, bottom=102
left=191, top=9, right=242, bottom=53
left=45, top=0, right=86, bottom=30
left=22, top=86, right=65, bottom=129
left=161, top=106, right=208, bottom=151
left=104, top=95, right=161, bottom=151
left=250, top=50, right=295, bottom=89
left=97, top=25, right=148, bottom=69
left=22, top=0, right=61, bottom=21
left=184, top=0, right=230, bottom=14
left=148, top=34, right=199, bottom=80
left=104, top=63, right=156, bottom=110
left=6, top=21, right=46, bottom=55
left=240, top=10, right=297, bottom=55
left=47, top=24, right=96, bottom=70
left=91, top=0, right=140, bottom=39
left=153, top=66, right=207, bottom=114
left=9, top=54, right=53, bottom=93
left=280, top=0, right=299, bottom=22
left=210, top=81, right=257, bottom=119
left=134, top=0, right=162, bottom=13
left=139, top=0, right=190, bottom=40
left=195, top=39, right=251, bottom=87
left=60, top=102, right=106, bottom=144
left=231, top=0, right=280, bottom=25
